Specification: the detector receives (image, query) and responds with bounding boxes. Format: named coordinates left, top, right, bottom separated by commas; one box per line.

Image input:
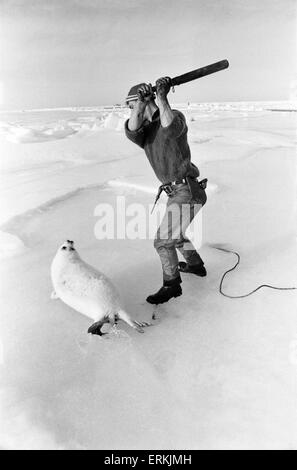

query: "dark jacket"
left=125, top=109, right=200, bottom=184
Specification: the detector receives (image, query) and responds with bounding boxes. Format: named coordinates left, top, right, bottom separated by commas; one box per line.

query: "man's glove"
left=155, top=76, right=172, bottom=99
left=137, top=83, right=155, bottom=103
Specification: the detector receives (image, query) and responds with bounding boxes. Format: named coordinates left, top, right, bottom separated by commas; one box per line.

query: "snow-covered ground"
left=0, top=101, right=296, bottom=450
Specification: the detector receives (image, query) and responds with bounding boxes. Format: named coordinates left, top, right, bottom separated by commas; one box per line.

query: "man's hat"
left=125, top=83, right=145, bottom=104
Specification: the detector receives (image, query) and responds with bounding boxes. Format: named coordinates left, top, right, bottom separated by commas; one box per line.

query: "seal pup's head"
left=62, top=240, right=75, bottom=250
left=56, top=240, right=79, bottom=261
left=51, top=240, right=81, bottom=278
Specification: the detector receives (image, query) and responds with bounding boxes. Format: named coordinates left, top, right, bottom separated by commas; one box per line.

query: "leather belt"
left=151, top=179, right=186, bottom=213
left=151, top=177, right=208, bottom=214
left=174, top=178, right=187, bottom=185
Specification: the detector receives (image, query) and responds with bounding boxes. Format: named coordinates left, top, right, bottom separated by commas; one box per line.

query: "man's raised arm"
left=127, top=83, right=155, bottom=131
left=156, top=77, right=175, bottom=128
left=127, top=100, right=146, bottom=131
left=156, top=77, right=186, bottom=138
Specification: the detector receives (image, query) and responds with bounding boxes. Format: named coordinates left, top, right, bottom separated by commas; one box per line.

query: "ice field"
left=0, top=101, right=296, bottom=449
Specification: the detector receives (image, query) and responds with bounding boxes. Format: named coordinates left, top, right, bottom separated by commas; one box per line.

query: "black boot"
left=178, top=261, right=207, bottom=277
left=146, top=278, right=182, bottom=305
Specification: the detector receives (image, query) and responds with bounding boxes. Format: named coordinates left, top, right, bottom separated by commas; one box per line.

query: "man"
left=125, top=78, right=207, bottom=305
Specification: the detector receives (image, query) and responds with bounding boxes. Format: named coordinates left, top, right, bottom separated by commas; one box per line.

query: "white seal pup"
left=51, top=240, right=150, bottom=335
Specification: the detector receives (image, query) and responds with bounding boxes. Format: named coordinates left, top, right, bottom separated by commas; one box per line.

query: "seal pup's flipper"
left=88, top=320, right=107, bottom=336
left=117, top=309, right=151, bottom=333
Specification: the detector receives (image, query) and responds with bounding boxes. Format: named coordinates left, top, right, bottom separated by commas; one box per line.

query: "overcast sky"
left=0, top=0, right=296, bottom=109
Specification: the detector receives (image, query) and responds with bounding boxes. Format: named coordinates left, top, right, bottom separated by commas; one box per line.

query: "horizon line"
left=0, top=99, right=295, bottom=114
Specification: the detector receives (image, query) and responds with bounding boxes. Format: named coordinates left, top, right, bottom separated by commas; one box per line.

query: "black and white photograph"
left=0, top=0, right=296, bottom=451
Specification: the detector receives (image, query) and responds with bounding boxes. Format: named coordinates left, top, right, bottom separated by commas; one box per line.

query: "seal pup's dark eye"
left=62, top=246, right=67, bottom=250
